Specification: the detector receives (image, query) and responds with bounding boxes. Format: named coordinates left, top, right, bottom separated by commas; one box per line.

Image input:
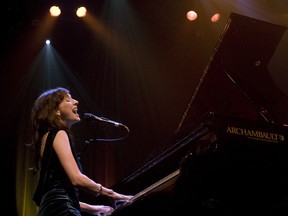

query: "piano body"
left=105, top=113, right=288, bottom=215
left=104, top=13, right=288, bottom=215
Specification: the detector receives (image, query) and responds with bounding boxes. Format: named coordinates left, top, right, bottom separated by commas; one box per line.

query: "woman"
left=31, top=87, right=132, bottom=215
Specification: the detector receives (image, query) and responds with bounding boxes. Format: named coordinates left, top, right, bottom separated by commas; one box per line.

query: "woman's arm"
left=53, top=130, right=133, bottom=201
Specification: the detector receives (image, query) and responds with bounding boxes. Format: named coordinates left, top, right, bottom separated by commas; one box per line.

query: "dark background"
left=1, top=0, right=288, bottom=215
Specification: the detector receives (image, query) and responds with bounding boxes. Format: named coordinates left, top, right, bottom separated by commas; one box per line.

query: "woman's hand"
left=111, top=191, right=133, bottom=201
left=80, top=202, right=114, bottom=215
left=109, top=192, right=133, bottom=209
left=90, top=205, right=114, bottom=215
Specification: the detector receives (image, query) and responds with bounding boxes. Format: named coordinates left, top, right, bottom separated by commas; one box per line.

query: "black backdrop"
left=1, top=0, right=288, bottom=215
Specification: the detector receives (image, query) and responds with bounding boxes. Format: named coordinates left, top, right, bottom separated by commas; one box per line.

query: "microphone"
left=82, top=113, right=130, bottom=144
left=83, top=113, right=121, bottom=127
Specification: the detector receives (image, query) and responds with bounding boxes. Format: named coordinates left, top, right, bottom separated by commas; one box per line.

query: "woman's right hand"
left=87, top=205, right=114, bottom=215
left=111, top=191, right=133, bottom=202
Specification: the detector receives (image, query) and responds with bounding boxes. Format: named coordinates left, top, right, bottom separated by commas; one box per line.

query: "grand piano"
left=102, top=13, right=288, bottom=215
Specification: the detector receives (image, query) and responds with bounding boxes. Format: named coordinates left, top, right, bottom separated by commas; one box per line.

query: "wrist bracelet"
left=96, top=184, right=102, bottom=197
left=99, top=185, right=103, bottom=194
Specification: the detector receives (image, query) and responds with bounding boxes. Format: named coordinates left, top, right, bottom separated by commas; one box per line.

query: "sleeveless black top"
left=33, top=129, right=83, bottom=215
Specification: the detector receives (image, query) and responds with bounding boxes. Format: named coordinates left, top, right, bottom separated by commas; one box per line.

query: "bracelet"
left=99, top=185, right=103, bottom=194
left=96, top=184, right=103, bottom=197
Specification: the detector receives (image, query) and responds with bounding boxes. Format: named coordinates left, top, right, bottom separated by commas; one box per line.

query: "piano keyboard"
left=103, top=168, right=181, bottom=216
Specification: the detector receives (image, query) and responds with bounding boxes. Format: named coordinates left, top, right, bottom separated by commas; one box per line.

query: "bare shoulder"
left=55, top=129, right=68, bottom=138
left=53, top=130, right=70, bottom=149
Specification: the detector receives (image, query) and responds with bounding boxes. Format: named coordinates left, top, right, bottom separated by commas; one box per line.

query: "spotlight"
left=76, top=6, right=87, bottom=18
left=187, top=11, right=197, bottom=21
left=45, top=40, right=51, bottom=45
left=211, top=13, right=221, bottom=23
left=49, top=6, right=61, bottom=17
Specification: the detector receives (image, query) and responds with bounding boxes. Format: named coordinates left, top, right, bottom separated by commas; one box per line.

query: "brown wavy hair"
left=31, top=87, right=70, bottom=170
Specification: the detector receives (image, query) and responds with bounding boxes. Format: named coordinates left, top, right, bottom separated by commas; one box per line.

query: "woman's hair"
left=31, top=87, right=70, bottom=169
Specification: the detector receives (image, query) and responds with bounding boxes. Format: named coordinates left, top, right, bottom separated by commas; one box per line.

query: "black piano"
left=104, top=112, right=288, bottom=215
left=103, top=13, right=288, bottom=215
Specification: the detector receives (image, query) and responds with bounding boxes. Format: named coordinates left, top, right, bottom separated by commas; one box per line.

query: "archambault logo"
left=226, top=126, right=285, bottom=143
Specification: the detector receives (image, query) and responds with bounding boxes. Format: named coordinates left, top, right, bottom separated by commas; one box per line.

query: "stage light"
left=45, top=40, right=51, bottom=45
left=76, top=6, right=87, bottom=18
left=49, top=6, right=61, bottom=17
left=187, top=11, right=198, bottom=21
left=211, top=13, right=221, bottom=23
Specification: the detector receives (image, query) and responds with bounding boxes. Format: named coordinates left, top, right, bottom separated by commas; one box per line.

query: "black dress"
left=33, top=129, right=82, bottom=216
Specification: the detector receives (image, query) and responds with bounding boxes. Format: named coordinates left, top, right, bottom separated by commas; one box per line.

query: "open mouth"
left=72, top=108, right=78, bottom=114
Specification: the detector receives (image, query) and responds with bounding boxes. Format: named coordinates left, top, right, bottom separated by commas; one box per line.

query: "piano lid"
left=175, top=12, right=288, bottom=138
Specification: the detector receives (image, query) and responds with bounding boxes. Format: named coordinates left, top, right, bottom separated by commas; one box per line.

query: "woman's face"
left=57, top=94, right=81, bottom=128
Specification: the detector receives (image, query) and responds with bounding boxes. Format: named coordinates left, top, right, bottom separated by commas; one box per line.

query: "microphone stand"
left=82, top=113, right=130, bottom=145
